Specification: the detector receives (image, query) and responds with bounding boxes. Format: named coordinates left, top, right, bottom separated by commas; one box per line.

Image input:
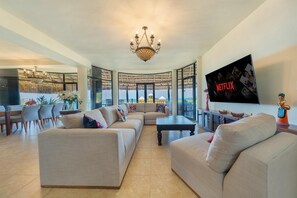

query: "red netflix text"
left=216, top=81, right=235, bottom=92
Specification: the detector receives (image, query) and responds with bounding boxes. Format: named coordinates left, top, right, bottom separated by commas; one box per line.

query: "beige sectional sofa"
left=171, top=113, right=297, bottom=198
left=38, top=103, right=169, bottom=188
left=127, top=103, right=169, bottom=124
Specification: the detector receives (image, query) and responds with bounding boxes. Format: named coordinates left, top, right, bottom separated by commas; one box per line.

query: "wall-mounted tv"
left=205, top=54, right=260, bottom=104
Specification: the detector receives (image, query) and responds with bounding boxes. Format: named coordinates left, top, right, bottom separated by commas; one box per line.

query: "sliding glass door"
left=177, top=63, right=196, bottom=120
left=183, top=77, right=195, bottom=119
left=136, top=83, right=155, bottom=103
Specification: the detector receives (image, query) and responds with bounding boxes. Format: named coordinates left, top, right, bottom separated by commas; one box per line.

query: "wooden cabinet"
left=197, top=109, right=240, bottom=132
left=197, top=109, right=297, bottom=135
left=277, top=124, right=297, bottom=135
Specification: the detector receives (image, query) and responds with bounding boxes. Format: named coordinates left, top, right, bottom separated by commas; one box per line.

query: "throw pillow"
left=85, top=109, right=107, bottom=128
left=128, top=104, right=136, bottom=113
left=156, top=104, right=166, bottom=113
left=116, top=107, right=126, bottom=122
left=83, top=115, right=104, bottom=128
left=120, top=104, right=128, bottom=116
left=206, top=113, right=277, bottom=173
left=208, top=132, right=215, bottom=143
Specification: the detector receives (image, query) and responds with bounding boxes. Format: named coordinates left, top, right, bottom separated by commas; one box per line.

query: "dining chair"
left=7, top=105, right=23, bottom=111
left=21, top=105, right=41, bottom=133
left=7, top=105, right=23, bottom=130
left=52, top=103, right=65, bottom=122
left=0, top=105, right=6, bottom=133
left=39, top=105, right=54, bottom=128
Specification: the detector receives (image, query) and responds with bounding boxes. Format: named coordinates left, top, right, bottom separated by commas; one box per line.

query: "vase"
left=67, top=101, right=76, bottom=110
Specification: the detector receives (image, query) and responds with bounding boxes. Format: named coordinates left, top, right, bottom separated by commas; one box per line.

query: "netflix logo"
left=216, top=81, right=235, bottom=92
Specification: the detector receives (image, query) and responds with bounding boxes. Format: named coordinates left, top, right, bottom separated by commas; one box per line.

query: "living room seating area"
left=38, top=103, right=169, bottom=188
left=171, top=113, right=297, bottom=198
left=0, top=0, right=297, bottom=197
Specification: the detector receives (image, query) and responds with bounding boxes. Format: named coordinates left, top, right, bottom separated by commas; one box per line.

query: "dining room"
left=0, top=67, right=78, bottom=136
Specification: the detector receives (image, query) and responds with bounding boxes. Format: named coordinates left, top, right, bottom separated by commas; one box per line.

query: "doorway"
left=177, top=63, right=196, bottom=120
left=136, top=83, right=155, bottom=103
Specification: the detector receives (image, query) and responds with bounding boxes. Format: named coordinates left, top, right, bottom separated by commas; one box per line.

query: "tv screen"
left=205, top=54, right=260, bottom=104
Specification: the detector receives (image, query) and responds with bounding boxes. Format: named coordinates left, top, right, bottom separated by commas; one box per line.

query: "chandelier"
left=130, top=26, right=161, bottom=62
left=23, top=66, right=49, bottom=83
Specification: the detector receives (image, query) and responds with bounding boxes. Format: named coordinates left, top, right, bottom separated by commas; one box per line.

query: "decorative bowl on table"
left=231, top=112, right=244, bottom=118
left=219, top=110, right=228, bottom=114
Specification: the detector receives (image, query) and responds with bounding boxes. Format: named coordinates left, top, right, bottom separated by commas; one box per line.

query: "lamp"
left=23, top=66, right=49, bottom=83
left=130, top=26, right=161, bottom=62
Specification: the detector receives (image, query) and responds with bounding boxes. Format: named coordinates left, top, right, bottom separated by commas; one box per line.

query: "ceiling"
left=0, top=0, right=265, bottom=72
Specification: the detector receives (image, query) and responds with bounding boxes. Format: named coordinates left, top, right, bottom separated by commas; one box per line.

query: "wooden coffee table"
left=156, top=115, right=196, bottom=146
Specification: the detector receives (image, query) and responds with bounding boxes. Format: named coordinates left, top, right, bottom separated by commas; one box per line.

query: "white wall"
left=201, top=0, right=297, bottom=124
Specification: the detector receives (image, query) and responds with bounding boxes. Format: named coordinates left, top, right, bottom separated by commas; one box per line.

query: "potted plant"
left=37, top=96, right=48, bottom=105
left=25, top=99, right=37, bottom=106
left=58, top=91, right=82, bottom=110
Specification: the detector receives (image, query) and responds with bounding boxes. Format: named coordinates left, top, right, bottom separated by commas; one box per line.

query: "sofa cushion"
left=61, top=109, right=107, bottom=129
left=126, top=112, right=144, bottom=124
left=144, top=112, right=166, bottom=120
left=144, top=103, right=156, bottom=112
left=206, top=113, right=277, bottom=173
left=61, top=113, right=84, bottom=128
left=99, top=106, right=118, bottom=127
left=109, top=119, right=142, bottom=135
left=135, top=103, right=144, bottom=112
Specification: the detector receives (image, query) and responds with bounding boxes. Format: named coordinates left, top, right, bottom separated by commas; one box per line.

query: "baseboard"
left=41, top=185, right=120, bottom=189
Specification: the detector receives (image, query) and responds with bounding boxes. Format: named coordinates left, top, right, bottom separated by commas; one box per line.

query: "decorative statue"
left=204, top=89, right=209, bottom=111
left=277, top=93, right=290, bottom=125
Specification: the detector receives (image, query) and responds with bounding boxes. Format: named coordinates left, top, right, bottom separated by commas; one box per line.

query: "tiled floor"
left=0, top=121, right=202, bottom=198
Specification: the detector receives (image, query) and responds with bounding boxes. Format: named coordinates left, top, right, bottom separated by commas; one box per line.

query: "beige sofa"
left=126, top=103, right=169, bottom=125
left=38, top=106, right=143, bottom=188
left=171, top=113, right=297, bottom=198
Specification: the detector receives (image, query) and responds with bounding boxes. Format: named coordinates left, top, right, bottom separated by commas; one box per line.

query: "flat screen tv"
left=205, top=54, right=260, bottom=104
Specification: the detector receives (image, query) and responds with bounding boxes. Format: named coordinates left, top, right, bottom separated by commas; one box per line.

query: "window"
left=18, top=70, right=77, bottom=105
left=87, top=66, right=113, bottom=109
left=177, top=63, right=197, bottom=120
left=118, top=72, right=172, bottom=111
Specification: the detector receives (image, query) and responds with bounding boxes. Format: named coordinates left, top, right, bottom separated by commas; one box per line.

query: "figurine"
left=277, top=93, right=290, bottom=125
left=204, top=89, right=209, bottom=111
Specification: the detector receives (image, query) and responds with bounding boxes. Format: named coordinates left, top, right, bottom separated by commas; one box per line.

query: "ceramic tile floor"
left=0, top=121, right=202, bottom=198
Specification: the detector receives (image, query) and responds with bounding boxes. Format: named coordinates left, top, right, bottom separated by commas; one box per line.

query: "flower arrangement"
left=25, top=99, right=37, bottom=106
left=58, top=91, right=82, bottom=110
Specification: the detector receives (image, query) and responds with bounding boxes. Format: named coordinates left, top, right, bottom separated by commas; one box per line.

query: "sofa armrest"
left=223, top=133, right=297, bottom=198
left=38, top=128, right=126, bottom=187
left=165, top=106, right=170, bottom=116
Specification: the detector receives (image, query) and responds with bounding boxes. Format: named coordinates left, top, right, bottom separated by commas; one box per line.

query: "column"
left=196, top=56, right=202, bottom=109
left=172, top=69, right=177, bottom=115
left=112, top=70, right=118, bottom=105
left=77, top=67, right=88, bottom=111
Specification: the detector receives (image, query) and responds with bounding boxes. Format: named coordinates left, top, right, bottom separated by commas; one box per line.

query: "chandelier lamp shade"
left=130, top=26, right=161, bottom=62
